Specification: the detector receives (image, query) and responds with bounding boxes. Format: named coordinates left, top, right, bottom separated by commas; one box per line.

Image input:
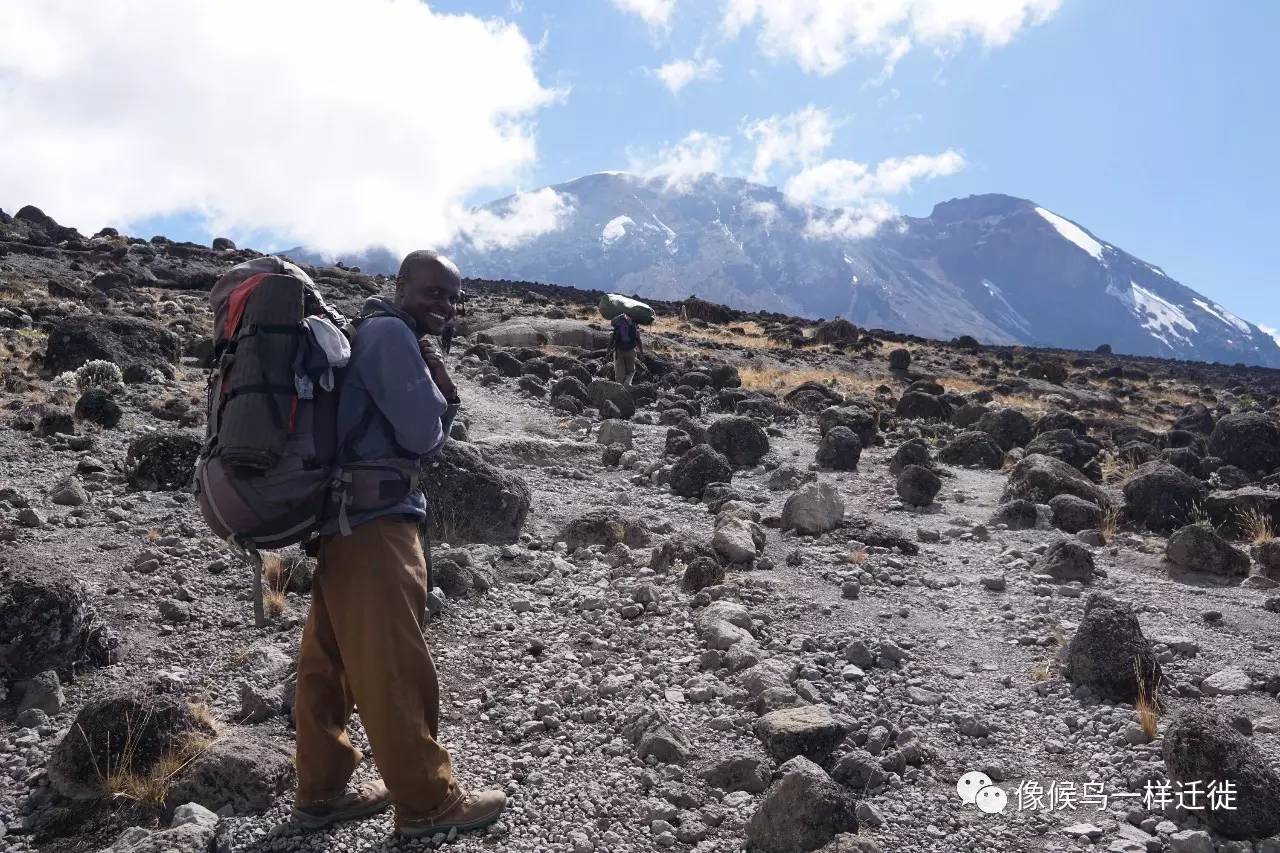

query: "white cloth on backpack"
left=293, top=317, right=352, bottom=399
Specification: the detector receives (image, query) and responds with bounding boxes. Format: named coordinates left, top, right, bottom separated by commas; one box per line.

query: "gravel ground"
left=3, top=219, right=1280, bottom=853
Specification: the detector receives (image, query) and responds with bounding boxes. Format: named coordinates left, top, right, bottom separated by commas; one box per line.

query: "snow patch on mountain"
left=1193, top=298, right=1252, bottom=335
left=1035, top=206, right=1105, bottom=260
left=1129, top=282, right=1197, bottom=346
left=601, top=215, right=633, bottom=245
left=982, top=278, right=1032, bottom=335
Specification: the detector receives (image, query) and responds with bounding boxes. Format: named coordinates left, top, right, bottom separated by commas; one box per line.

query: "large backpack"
left=195, top=257, right=346, bottom=550
left=613, top=313, right=639, bottom=351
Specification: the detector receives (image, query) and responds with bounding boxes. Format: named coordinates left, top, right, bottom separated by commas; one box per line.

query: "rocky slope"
left=4, top=204, right=1280, bottom=853
left=288, top=174, right=1280, bottom=368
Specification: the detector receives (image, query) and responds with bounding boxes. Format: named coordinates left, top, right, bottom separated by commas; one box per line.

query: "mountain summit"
left=297, top=172, right=1280, bottom=367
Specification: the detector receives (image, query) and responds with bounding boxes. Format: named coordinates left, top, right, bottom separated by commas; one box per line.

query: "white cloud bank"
left=742, top=106, right=834, bottom=183
left=612, top=0, right=677, bottom=29
left=627, top=131, right=730, bottom=188
left=724, top=0, right=1063, bottom=76
left=653, top=57, right=722, bottom=94
left=0, top=0, right=565, bottom=255
left=634, top=105, right=965, bottom=240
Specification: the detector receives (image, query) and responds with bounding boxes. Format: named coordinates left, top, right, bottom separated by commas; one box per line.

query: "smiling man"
left=291, top=250, right=506, bottom=838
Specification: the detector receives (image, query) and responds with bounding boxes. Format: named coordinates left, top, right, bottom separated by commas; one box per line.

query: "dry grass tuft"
left=259, top=551, right=293, bottom=619
left=1237, top=507, right=1275, bottom=545
left=736, top=365, right=886, bottom=399
left=649, top=316, right=792, bottom=351
left=1134, top=658, right=1161, bottom=739
left=1101, top=503, right=1121, bottom=538
left=1100, top=452, right=1137, bottom=486
left=845, top=549, right=869, bottom=565
left=105, top=733, right=212, bottom=807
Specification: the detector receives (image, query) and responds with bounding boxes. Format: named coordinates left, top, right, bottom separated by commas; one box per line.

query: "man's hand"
left=426, top=358, right=459, bottom=404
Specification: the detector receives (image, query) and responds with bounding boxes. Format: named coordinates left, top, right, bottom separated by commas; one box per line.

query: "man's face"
left=398, top=266, right=461, bottom=332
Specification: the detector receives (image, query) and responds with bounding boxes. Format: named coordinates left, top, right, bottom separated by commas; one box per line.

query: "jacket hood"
left=360, top=297, right=420, bottom=336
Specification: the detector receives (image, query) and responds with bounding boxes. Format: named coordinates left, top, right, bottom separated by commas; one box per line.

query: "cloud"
left=784, top=150, right=965, bottom=208
left=653, top=57, right=721, bottom=94
left=723, top=0, right=1062, bottom=77
left=0, top=0, right=562, bottom=255
left=612, top=0, right=677, bottom=29
left=454, top=188, right=575, bottom=252
left=803, top=199, right=900, bottom=240
left=742, top=105, right=835, bottom=183
left=627, top=131, right=730, bottom=188
left=786, top=150, right=965, bottom=239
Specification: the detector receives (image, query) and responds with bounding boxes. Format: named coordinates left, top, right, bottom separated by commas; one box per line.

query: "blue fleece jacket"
left=319, top=298, right=447, bottom=534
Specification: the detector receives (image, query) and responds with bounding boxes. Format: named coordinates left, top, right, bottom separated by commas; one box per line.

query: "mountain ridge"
left=284, top=172, right=1280, bottom=368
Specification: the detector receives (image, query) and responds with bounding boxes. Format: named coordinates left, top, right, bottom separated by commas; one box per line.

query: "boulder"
left=1163, top=707, right=1280, bottom=839
left=1025, top=428, right=1101, bottom=473
left=596, top=419, right=634, bottom=448
left=125, top=431, right=201, bottom=491
left=1034, top=410, right=1088, bottom=437
left=106, top=802, right=219, bottom=853
left=560, top=508, right=650, bottom=551
left=164, top=727, right=295, bottom=814
left=896, top=465, right=940, bottom=507
left=44, top=315, right=180, bottom=375
left=1254, top=539, right=1280, bottom=579
left=782, top=482, right=845, bottom=536
left=589, top=379, right=636, bottom=419
left=1064, top=594, right=1161, bottom=703
left=0, top=557, right=112, bottom=681
left=1209, top=412, right=1280, bottom=477
left=895, top=392, right=948, bottom=421
left=993, top=499, right=1040, bottom=530
left=1002, top=454, right=1108, bottom=506
left=420, top=440, right=531, bottom=544
left=888, top=439, right=933, bottom=475
left=1049, top=494, right=1104, bottom=533
left=745, top=756, right=857, bottom=853
left=620, top=703, right=691, bottom=765
left=75, top=388, right=123, bottom=428
left=818, top=406, right=878, bottom=446
left=49, top=692, right=215, bottom=800
left=887, top=348, right=911, bottom=370
left=754, top=705, right=852, bottom=763
left=977, top=407, right=1034, bottom=451
left=712, top=517, right=766, bottom=564
left=814, top=318, right=858, bottom=344
left=697, top=601, right=755, bottom=651
left=1204, top=487, right=1280, bottom=535
left=1038, top=539, right=1096, bottom=583
left=816, top=427, right=862, bottom=471
left=708, top=416, right=770, bottom=467
left=938, top=431, right=1004, bottom=469
left=702, top=755, right=771, bottom=794
left=681, top=557, right=726, bottom=593
left=1123, top=462, right=1209, bottom=533
left=670, top=445, right=733, bottom=499
left=1165, top=523, right=1250, bottom=578
left=1173, top=403, right=1216, bottom=435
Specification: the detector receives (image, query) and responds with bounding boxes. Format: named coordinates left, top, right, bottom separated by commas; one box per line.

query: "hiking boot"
left=396, top=788, right=507, bottom=838
left=292, top=779, right=390, bottom=830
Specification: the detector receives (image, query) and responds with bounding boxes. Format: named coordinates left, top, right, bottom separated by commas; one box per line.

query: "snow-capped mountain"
left=292, top=172, right=1280, bottom=367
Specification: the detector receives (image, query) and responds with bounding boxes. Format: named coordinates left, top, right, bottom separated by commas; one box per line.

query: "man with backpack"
left=609, top=310, right=643, bottom=385
left=289, top=250, right=506, bottom=838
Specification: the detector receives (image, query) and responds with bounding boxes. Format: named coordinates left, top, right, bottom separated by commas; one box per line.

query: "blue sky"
left=4, top=0, right=1276, bottom=332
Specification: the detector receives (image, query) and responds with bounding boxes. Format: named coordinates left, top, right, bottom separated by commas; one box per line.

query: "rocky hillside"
left=293, top=174, right=1280, bottom=368
left=5, top=204, right=1280, bottom=853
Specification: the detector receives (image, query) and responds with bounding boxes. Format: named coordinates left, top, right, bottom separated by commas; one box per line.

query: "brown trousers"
left=613, top=348, right=637, bottom=385
left=294, top=516, right=461, bottom=824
